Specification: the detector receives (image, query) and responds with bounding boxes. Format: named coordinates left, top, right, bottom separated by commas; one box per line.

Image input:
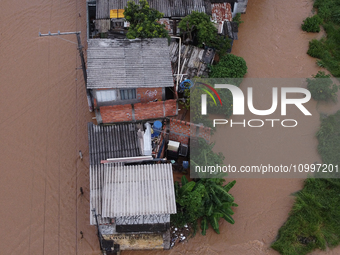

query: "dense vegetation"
left=304, top=0, right=340, bottom=77
left=272, top=111, right=340, bottom=255
left=209, top=54, right=248, bottom=79
left=190, top=138, right=225, bottom=177
left=307, top=71, right=339, bottom=102
left=124, top=0, right=169, bottom=39
left=171, top=176, right=238, bottom=236
left=187, top=54, right=247, bottom=124
left=302, top=15, right=323, bottom=32
left=178, top=11, right=230, bottom=54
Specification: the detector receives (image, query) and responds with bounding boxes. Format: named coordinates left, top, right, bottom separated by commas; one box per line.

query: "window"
left=120, top=89, right=136, bottom=100
left=96, top=90, right=117, bottom=102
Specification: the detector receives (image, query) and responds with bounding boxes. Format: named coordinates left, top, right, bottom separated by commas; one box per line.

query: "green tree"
left=178, top=11, right=230, bottom=54
left=124, top=0, right=169, bottom=39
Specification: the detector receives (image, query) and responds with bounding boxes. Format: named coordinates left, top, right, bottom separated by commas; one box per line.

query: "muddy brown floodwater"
left=1, top=0, right=340, bottom=255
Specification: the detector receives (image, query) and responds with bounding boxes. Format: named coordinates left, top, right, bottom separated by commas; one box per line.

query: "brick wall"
left=99, top=99, right=177, bottom=123
left=134, top=101, right=164, bottom=120
left=169, top=118, right=211, bottom=145
left=100, top=105, right=133, bottom=123
left=136, top=87, right=163, bottom=103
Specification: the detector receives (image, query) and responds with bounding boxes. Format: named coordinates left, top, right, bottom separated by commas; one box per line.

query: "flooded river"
left=1, top=0, right=339, bottom=255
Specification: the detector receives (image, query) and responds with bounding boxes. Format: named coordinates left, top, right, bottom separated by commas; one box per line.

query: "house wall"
left=169, top=118, right=211, bottom=145
left=136, top=87, right=163, bottom=103
left=93, top=87, right=164, bottom=108
left=102, top=233, right=165, bottom=250
left=100, top=104, right=134, bottom=122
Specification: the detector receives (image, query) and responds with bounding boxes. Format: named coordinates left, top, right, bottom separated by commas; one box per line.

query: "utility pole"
left=39, top=31, right=94, bottom=112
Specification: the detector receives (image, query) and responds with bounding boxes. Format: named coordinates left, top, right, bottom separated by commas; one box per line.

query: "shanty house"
left=88, top=122, right=177, bottom=253
left=211, top=0, right=248, bottom=16
left=86, top=0, right=247, bottom=38
left=87, top=38, right=178, bottom=123
left=90, top=0, right=212, bottom=36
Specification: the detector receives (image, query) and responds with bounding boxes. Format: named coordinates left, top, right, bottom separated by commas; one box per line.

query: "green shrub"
left=232, top=13, right=244, bottom=27
left=171, top=175, right=238, bottom=236
left=307, top=39, right=324, bottom=59
left=307, top=71, right=339, bottom=102
left=124, top=0, right=169, bottom=39
left=209, top=54, right=247, bottom=78
left=178, top=11, right=230, bottom=54
left=301, top=15, right=323, bottom=32
left=308, top=0, right=340, bottom=77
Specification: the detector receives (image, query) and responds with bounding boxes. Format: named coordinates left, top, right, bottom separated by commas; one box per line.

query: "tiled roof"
left=87, top=38, right=174, bottom=89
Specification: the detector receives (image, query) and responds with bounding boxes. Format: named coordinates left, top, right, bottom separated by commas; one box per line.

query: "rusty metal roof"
left=211, top=2, right=232, bottom=23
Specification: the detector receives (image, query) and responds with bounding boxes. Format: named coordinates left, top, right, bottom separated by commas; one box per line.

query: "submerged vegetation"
left=307, top=71, right=339, bottom=102
left=171, top=176, right=237, bottom=236
left=272, top=111, right=340, bottom=255
left=304, top=0, right=340, bottom=77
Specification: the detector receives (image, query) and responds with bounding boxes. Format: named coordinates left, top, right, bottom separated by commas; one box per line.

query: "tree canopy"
left=124, top=0, right=169, bottom=39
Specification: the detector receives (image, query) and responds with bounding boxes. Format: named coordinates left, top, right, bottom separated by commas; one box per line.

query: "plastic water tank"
left=152, top=121, right=162, bottom=137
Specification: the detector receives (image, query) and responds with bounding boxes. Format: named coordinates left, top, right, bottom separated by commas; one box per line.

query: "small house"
left=86, top=38, right=178, bottom=123
left=88, top=122, right=177, bottom=253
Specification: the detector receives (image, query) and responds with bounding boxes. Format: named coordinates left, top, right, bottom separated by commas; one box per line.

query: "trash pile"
left=170, top=224, right=192, bottom=248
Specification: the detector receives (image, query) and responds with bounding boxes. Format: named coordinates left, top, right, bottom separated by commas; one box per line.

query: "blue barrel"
left=182, top=161, right=189, bottom=169
left=153, top=121, right=162, bottom=137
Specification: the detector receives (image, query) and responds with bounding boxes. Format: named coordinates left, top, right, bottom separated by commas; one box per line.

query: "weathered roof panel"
left=87, top=38, right=174, bottom=89
left=170, top=41, right=215, bottom=79
left=101, top=163, right=176, bottom=218
left=88, top=122, right=141, bottom=165
left=89, top=163, right=176, bottom=225
left=97, top=0, right=209, bottom=19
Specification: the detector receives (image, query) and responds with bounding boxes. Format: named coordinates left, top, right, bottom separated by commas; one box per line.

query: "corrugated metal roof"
left=101, top=163, right=176, bottom=218
left=169, top=41, right=215, bottom=79
left=89, top=163, right=176, bottom=225
left=211, top=2, right=232, bottom=23
left=90, top=164, right=111, bottom=225
left=97, top=0, right=210, bottom=19
left=235, top=0, right=248, bottom=14
left=87, top=38, right=174, bottom=89
left=88, top=122, right=141, bottom=165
